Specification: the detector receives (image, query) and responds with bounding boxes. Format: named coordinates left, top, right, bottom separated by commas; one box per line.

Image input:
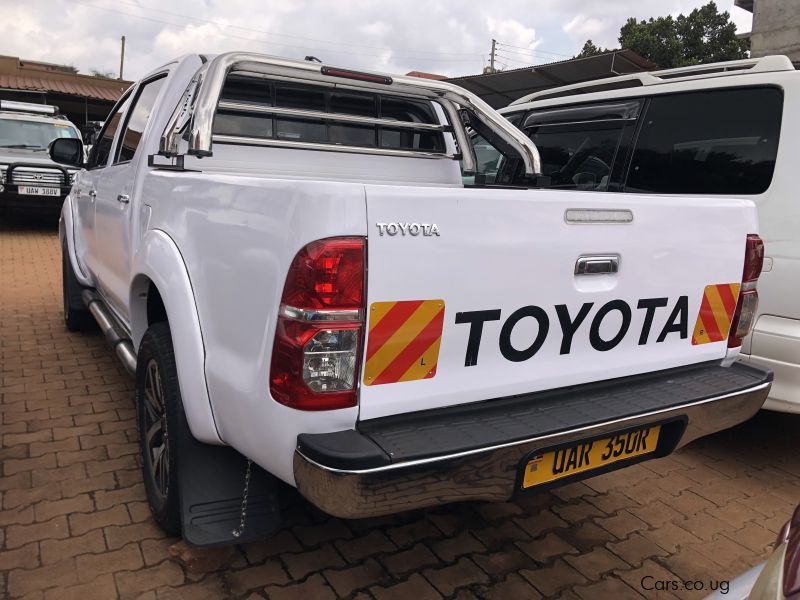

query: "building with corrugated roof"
left=0, top=55, right=132, bottom=130
left=443, top=49, right=656, bottom=109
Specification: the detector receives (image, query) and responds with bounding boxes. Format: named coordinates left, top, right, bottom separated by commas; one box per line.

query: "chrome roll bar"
left=159, top=52, right=541, bottom=176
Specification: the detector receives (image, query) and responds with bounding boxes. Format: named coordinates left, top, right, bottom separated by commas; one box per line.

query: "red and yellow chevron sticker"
left=364, top=300, right=445, bottom=386
left=691, top=283, right=741, bottom=345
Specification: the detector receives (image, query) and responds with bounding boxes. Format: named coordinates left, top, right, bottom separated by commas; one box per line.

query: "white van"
left=491, top=56, right=799, bottom=413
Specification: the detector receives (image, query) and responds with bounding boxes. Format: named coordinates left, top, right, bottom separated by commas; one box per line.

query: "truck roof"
left=504, top=55, right=796, bottom=113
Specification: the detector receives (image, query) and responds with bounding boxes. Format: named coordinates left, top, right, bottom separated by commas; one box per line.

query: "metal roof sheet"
left=0, top=73, right=128, bottom=102
left=446, top=50, right=656, bottom=108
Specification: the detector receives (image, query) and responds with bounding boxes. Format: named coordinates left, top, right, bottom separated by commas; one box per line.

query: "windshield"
left=0, top=117, right=79, bottom=150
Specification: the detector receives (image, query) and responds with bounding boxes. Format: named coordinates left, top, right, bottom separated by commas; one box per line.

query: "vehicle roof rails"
left=510, top=55, right=796, bottom=105
left=0, top=100, right=60, bottom=116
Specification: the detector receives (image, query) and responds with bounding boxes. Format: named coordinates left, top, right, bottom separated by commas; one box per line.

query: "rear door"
left=359, top=185, right=755, bottom=420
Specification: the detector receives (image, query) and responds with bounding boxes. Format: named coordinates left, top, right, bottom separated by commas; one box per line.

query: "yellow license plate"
left=522, top=425, right=661, bottom=489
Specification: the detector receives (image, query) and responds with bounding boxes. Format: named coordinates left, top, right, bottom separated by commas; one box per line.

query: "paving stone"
left=2, top=215, right=800, bottom=600
left=283, top=543, right=346, bottom=579
left=264, top=573, right=336, bottom=600
left=423, top=557, right=490, bottom=596
left=115, top=561, right=185, bottom=598
left=430, top=531, right=485, bottom=561
left=563, top=546, right=629, bottom=580
left=520, top=559, right=587, bottom=597
left=227, top=561, right=288, bottom=596
left=323, top=558, right=387, bottom=596
left=335, top=530, right=396, bottom=563
left=7, top=558, right=78, bottom=596
left=381, top=542, right=440, bottom=575
left=370, top=573, right=442, bottom=600
left=517, top=531, right=579, bottom=562
left=76, top=542, right=144, bottom=582
left=486, top=573, right=542, bottom=599
left=40, top=529, right=106, bottom=564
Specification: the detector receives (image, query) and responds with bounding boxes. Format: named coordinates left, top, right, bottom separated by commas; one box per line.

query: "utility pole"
left=490, top=38, right=496, bottom=73
left=119, top=36, right=126, bottom=80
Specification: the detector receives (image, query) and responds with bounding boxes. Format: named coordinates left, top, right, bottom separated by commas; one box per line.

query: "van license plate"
left=18, top=186, right=60, bottom=196
left=522, top=425, right=661, bottom=489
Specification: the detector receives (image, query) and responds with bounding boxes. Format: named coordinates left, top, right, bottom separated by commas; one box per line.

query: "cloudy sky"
left=2, top=0, right=752, bottom=80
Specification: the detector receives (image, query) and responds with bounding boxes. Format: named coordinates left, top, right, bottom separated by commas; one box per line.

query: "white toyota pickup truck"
left=52, top=52, right=772, bottom=546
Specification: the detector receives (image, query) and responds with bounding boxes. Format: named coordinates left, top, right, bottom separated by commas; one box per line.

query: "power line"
left=496, top=41, right=570, bottom=58
left=65, top=0, right=486, bottom=63
left=493, top=51, right=536, bottom=66
left=495, top=46, right=561, bottom=61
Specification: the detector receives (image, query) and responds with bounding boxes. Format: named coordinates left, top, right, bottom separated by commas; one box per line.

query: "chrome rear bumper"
left=293, top=364, right=771, bottom=519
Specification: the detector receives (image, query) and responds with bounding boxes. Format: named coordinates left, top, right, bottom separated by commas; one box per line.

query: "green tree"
left=617, top=2, right=749, bottom=68
left=575, top=40, right=609, bottom=58
left=89, top=68, right=116, bottom=78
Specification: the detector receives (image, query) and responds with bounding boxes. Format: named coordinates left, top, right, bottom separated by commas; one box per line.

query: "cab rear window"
left=213, top=76, right=445, bottom=152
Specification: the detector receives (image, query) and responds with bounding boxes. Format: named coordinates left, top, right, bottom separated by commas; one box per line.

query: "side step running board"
left=82, top=290, right=137, bottom=376
left=82, top=290, right=282, bottom=545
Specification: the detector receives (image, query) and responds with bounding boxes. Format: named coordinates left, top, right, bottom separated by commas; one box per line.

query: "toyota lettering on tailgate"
left=455, top=296, right=691, bottom=367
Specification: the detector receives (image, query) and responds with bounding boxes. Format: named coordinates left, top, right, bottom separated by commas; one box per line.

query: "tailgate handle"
left=575, top=254, right=620, bottom=275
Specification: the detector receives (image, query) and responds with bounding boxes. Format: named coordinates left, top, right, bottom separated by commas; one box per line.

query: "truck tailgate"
left=359, top=186, right=757, bottom=420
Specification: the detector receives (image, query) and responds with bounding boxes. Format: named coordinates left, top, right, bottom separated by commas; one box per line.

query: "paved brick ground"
left=2, top=213, right=800, bottom=600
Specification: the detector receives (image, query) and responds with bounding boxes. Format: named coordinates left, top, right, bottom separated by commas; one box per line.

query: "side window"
left=528, top=126, right=624, bottom=190
left=463, top=134, right=504, bottom=185
left=521, top=101, right=640, bottom=191
left=115, top=75, right=167, bottom=163
left=212, top=77, right=445, bottom=152
left=625, top=87, right=783, bottom=195
left=463, top=113, right=522, bottom=186
left=88, top=94, right=131, bottom=169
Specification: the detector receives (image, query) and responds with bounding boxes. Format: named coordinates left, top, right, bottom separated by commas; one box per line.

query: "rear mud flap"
left=177, top=425, right=281, bottom=547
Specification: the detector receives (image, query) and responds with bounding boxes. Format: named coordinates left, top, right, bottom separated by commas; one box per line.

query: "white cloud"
left=0, top=0, right=754, bottom=81
left=563, top=15, right=617, bottom=49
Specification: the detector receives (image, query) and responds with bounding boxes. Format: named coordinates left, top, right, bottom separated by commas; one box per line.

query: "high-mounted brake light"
left=270, top=237, right=365, bottom=410
left=728, top=234, right=764, bottom=348
left=321, top=66, right=393, bottom=85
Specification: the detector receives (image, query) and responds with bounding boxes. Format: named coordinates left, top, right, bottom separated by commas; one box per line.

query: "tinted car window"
left=275, top=85, right=325, bottom=111
left=381, top=97, right=436, bottom=123
left=116, top=76, right=166, bottom=163
left=626, top=87, right=783, bottom=195
left=213, top=77, right=445, bottom=152
left=529, top=126, right=624, bottom=190
left=330, top=92, right=376, bottom=117
left=221, top=75, right=273, bottom=105
left=90, top=94, right=131, bottom=168
left=214, top=111, right=273, bottom=138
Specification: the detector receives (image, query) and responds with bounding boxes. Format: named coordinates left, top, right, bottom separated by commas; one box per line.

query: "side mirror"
left=49, top=138, right=84, bottom=168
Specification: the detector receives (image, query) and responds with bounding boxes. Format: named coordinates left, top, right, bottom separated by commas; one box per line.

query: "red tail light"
left=728, top=234, right=764, bottom=348
left=270, top=237, right=365, bottom=410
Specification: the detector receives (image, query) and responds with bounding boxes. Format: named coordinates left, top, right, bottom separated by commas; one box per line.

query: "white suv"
left=499, top=55, right=799, bottom=414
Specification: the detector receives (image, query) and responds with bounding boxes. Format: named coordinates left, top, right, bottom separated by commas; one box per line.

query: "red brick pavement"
left=2, top=213, right=799, bottom=599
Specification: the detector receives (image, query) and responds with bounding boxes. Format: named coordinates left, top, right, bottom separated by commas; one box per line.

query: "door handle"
left=575, top=254, right=620, bottom=275
left=88, top=189, right=97, bottom=198
left=117, top=194, right=130, bottom=204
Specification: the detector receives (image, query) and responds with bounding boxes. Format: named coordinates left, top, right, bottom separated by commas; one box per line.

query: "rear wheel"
left=61, top=242, right=95, bottom=332
left=136, top=322, right=183, bottom=536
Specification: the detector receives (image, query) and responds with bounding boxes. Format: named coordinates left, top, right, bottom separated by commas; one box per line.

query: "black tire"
left=61, top=242, right=95, bottom=332
left=136, top=322, right=183, bottom=536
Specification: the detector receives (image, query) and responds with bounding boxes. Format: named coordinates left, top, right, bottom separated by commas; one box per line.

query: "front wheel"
left=136, top=322, right=183, bottom=536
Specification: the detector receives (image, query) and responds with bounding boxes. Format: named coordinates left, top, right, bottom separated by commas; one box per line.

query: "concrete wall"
left=750, top=0, right=800, bottom=61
